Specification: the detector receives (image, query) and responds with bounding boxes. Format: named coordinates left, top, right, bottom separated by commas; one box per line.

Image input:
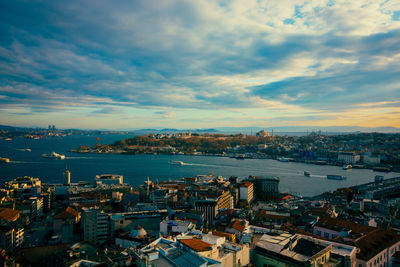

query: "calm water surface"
left=1, top=135, right=399, bottom=197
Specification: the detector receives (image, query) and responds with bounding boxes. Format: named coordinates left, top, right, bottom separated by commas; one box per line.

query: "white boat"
left=42, top=152, right=65, bottom=160
left=169, top=161, right=184, bottom=166
left=0, top=157, right=10, bottom=163
left=342, top=164, right=352, bottom=170
left=278, top=157, right=291, bottom=162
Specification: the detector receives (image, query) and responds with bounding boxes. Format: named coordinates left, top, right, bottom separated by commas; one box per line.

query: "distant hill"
left=0, top=124, right=399, bottom=135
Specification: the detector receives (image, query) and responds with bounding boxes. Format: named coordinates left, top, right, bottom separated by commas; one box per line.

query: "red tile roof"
left=53, top=206, right=79, bottom=220
left=0, top=208, right=20, bottom=222
left=315, top=216, right=375, bottom=236
left=179, top=239, right=212, bottom=252
left=230, top=220, right=246, bottom=232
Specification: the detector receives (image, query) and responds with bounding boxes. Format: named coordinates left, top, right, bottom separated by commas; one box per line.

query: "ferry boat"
left=42, top=152, right=65, bottom=160
left=304, top=171, right=311, bottom=177
left=327, top=175, right=346, bottom=180
left=0, top=157, right=10, bottom=163
left=342, top=164, right=352, bottom=170
left=169, top=161, right=184, bottom=166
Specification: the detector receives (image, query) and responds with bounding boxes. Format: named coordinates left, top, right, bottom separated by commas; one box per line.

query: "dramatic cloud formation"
left=0, top=0, right=399, bottom=129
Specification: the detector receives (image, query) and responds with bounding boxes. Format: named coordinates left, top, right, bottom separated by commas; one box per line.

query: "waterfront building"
left=5, top=176, right=42, bottom=198
left=94, top=174, right=123, bottom=185
left=239, top=182, right=254, bottom=204
left=82, top=207, right=108, bottom=243
left=252, top=176, right=280, bottom=201
left=338, top=152, right=360, bottom=164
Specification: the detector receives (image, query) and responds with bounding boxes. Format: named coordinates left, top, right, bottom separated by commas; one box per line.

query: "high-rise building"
left=63, top=168, right=71, bottom=185
left=195, top=200, right=218, bottom=226
left=82, top=207, right=108, bottom=243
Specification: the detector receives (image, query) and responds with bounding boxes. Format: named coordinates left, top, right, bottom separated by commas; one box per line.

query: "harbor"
left=1, top=135, right=399, bottom=197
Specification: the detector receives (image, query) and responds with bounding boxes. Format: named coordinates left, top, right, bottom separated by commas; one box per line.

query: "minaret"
left=63, top=167, right=71, bottom=185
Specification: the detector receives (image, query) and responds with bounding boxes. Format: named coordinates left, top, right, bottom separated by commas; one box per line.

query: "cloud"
left=0, top=0, right=399, bottom=128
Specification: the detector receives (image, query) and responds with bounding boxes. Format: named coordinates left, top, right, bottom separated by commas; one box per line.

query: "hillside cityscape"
left=2, top=0, right=400, bottom=266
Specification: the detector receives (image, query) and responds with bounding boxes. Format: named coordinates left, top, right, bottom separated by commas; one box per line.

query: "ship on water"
left=0, top=157, right=10, bottom=163
left=304, top=171, right=311, bottom=177
left=169, top=161, right=184, bottom=166
left=327, top=175, right=346, bottom=180
left=343, top=164, right=352, bottom=170
left=42, top=152, right=65, bottom=160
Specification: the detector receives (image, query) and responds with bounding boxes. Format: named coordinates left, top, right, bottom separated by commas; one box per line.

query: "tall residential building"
left=240, top=181, right=254, bottom=204
left=195, top=200, right=218, bottom=226
left=217, top=190, right=233, bottom=211
left=82, top=207, right=108, bottom=243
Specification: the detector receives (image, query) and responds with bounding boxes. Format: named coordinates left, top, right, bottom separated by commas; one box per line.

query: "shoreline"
left=69, top=149, right=398, bottom=173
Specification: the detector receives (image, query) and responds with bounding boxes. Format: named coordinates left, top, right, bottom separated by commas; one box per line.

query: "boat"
left=0, top=157, right=10, bottom=163
left=42, top=152, right=65, bottom=160
left=342, top=164, right=352, bottom=170
left=327, top=175, right=346, bottom=180
left=278, top=157, right=290, bottom=162
left=5, top=138, right=12, bottom=141
left=304, top=171, right=310, bottom=177
left=169, top=161, right=184, bottom=166
left=235, top=154, right=245, bottom=160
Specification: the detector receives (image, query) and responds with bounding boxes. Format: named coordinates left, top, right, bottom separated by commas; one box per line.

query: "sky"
left=0, top=0, right=400, bottom=130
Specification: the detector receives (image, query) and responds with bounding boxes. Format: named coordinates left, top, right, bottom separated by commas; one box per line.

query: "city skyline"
left=1, top=0, right=400, bottom=129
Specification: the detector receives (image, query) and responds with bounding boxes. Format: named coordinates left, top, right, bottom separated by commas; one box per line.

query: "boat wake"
left=10, top=161, right=45, bottom=164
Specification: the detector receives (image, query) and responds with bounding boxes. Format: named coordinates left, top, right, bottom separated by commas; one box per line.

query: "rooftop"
left=240, top=181, right=253, bottom=188
left=355, top=229, right=400, bottom=261
left=0, top=208, right=20, bottom=222
left=53, top=206, right=79, bottom=220
left=179, top=239, right=213, bottom=252
left=315, top=216, right=375, bottom=236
